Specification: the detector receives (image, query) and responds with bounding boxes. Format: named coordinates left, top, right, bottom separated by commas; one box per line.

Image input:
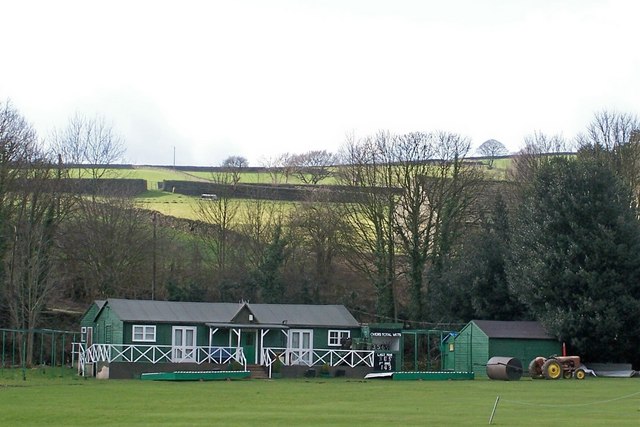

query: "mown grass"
left=0, top=370, right=638, bottom=426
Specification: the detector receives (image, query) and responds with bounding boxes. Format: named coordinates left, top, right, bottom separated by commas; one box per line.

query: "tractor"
left=528, top=355, right=586, bottom=380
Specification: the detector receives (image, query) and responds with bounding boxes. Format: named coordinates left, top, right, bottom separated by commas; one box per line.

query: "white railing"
left=74, top=343, right=246, bottom=370
left=262, top=347, right=375, bottom=376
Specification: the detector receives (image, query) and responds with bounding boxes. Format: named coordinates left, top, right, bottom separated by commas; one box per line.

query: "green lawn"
left=0, top=370, right=638, bottom=426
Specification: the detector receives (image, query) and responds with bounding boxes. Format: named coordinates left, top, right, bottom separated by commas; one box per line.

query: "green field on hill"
left=0, top=370, right=638, bottom=426
left=72, top=160, right=513, bottom=220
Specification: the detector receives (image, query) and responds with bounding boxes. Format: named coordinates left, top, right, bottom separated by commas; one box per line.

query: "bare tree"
left=221, top=155, right=248, bottom=185
left=476, top=139, right=508, bottom=169
left=50, top=113, right=125, bottom=181
left=576, top=110, right=639, bottom=152
left=337, top=132, right=398, bottom=320
left=259, top=155, right=283, bottom=184
left=392, top=131, right=483, bottom=321
left=576, top=110, right=640, bottom=205
left=293, top=150, right=337, bottom=185
left=0, top=102, right=72, bottom=364
left=510, top=131, right=569, bottom=184
left=280, top=152, right=298, bottom=184
left=195, top=171, right=241, bottom=299
left=58, top=196, right=152, bottom=300
left=289, top=189, right=349, bottom=302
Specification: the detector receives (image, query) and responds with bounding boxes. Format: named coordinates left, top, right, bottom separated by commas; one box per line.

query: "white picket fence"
left=75, top=343, right=246, bottom=374
left=262, top=347, right=375, bottom=377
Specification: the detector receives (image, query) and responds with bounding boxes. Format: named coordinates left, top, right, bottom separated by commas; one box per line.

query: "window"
left=328, top=330, right=350, bottom=347
left=81, top=326, right=87, bottom=342
left=132, top=325, right=156, bottom=342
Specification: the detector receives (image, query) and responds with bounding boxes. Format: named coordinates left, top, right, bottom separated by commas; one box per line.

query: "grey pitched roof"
left=472, top=320, right=556, bottom=340
left=97, top=299, right=359, bottom=328
left=247, top=303, right=359, bottom=328
left=104, top=299, right=239, bottom=323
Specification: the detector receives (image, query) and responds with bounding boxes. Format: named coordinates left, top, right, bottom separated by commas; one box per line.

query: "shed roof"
left=472, top=320, right=556, bottom=340
left=93, top=299, right=359, bottom=328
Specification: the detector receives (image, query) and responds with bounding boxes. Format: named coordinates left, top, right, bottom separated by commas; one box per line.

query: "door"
left=289, top=330, right=313, bottom=365
left=85, top=327, right=93, bottom=347
left=241, top=331, right=256, bottom=364
left=172, top=326, right=197, bottom=362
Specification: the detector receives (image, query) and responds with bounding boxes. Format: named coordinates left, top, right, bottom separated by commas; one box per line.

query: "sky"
left=1, top=0, right=639, bottom=166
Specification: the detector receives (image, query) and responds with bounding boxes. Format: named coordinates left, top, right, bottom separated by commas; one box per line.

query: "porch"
left=74, top=342, right=375, bottom=379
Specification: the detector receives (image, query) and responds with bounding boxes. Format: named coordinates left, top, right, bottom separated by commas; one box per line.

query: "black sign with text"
left=375, top=353, right=395, bottom=371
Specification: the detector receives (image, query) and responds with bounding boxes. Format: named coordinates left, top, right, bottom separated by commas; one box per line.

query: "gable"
left=80, top=300, right=106, bottom=325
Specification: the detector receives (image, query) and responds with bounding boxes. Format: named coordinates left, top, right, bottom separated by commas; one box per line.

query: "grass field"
left=0, top=370, right=638, bottom=426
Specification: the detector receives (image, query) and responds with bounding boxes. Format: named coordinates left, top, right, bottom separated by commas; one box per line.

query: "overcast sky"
left=1, top=0, right=638, bottom=166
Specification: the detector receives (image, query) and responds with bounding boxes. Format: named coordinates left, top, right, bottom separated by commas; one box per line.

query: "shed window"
left=133, top=325, right=156, bottom=342
left=328, top=330, right=350, bottom=347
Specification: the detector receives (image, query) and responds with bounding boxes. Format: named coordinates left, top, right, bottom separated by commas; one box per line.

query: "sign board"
left=375, top=353, right=395, bottom=372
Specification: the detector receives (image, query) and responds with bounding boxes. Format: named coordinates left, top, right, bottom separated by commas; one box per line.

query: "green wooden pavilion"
left=77, top=298, right=374, bottom=379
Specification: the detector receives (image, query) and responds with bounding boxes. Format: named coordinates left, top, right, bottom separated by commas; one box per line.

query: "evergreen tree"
left=509, top=157, right=640, bottom=364
left=429, top=193, right=525, bottom=322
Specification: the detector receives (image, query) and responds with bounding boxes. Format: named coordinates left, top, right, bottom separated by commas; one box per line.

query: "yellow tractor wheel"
left=542, top=359, right=562, bottom=380
left=574, top=368, right=586, bottom=380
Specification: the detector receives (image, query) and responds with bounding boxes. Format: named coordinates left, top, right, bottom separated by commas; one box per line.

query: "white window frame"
left=328, top=330, right=350, bottom=347
left=132, top=325, right=157, bottom=343
left=81, top=326, right=87, bottom=342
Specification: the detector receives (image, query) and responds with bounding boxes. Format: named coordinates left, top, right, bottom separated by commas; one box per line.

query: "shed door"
left=172, top=326, right=197, bottom=362
left=241, top=331, right=256, bottom=364
left=289, top=330, right=313, bottom=365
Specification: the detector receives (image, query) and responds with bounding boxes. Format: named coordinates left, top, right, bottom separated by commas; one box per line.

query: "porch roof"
left=206, top=322, right=289, bottom=329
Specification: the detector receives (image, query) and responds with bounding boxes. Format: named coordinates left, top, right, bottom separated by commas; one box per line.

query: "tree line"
left=1, top=99, right=640, bottom=365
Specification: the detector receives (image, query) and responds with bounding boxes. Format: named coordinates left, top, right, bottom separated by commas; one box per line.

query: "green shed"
left=444, top=320, right=561, bottom=378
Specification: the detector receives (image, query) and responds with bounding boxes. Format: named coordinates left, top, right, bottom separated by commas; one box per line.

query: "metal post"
left=413, top=333, right=418, bottom=371
left=71, top=333, right=76, bottom=372
left=21, top=334, right=26, bottom=381
left=1, top=330, right=5, bottom=374
left=51, top=331, right=56, bottom=371
left=152, top=212, right=157, bottom=300
left=426, top=331, right=433, bottom=371
left=40, top=332, right=44, bottom=366
left=61, top=334, right=66, bottom=377
left=489, top=396, right=500, bottom=424
left=12, top=330, right=16, bottom=367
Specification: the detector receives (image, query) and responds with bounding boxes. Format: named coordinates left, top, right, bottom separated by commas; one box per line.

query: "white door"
left=172, top=326, right=197, bottom=362
left=289, top=330, right=313, bottom=365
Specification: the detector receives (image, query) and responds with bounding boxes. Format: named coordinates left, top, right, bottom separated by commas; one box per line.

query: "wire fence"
left=0, top=328, right=79, bottom=379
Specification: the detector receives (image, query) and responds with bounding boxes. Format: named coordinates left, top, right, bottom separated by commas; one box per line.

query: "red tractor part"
left=528, top=355, right=586, bottom=380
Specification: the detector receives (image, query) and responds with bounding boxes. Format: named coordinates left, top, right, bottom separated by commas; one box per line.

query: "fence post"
left=21, top=334, right=26, bottom=381
left=61, top=333, right=66, bottom=377
left=2, top=330, right=5, bottom=373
